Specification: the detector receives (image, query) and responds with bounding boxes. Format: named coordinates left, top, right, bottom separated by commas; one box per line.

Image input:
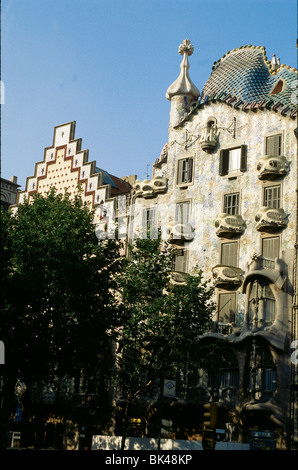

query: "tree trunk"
left=0, top=374, right=17, bottom=450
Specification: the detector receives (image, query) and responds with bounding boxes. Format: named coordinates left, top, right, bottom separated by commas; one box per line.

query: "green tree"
left=114, top=235, right=214, bottom=447
left=0, top=189, right=122, bottom=448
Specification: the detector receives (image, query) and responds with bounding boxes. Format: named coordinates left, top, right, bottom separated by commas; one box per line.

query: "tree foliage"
left=0, top=189, right=122, bottom=387
left=115, top=235, right=215, bottom=403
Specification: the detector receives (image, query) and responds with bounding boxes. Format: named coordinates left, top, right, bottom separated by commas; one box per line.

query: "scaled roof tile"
left=200, top=45, right=297, bottom=118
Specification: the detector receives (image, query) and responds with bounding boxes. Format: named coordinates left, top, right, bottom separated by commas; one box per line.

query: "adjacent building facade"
left=1, top=176, right=20, bottom=211
left=12, top=40, right=298, bottom=449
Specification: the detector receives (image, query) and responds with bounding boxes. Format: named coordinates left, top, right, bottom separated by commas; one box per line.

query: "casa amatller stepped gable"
left=13, top=40, right=298, bottom=449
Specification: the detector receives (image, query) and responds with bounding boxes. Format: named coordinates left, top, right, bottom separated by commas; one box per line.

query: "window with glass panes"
left=175, top=201, right=190, bottom=224
left=224, top=193, right=240, bottom=215
left=264, top=185, right=281, bottom=208
left=219, top=145, right=247, bottom=176
left=177, top=158, right=193, bottom=185
left=263, top=285, right=276, bottom=324
left=266, top=134, right=282, bottom=156
left=221, top=242, right=238, bottom=267
left=142, top=207, right=157, bottom=238
left=173, top=248, right=187, bottom=273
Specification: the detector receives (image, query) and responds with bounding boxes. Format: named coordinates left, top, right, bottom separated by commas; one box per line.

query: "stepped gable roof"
left=200, top=45, right=297, bottom=118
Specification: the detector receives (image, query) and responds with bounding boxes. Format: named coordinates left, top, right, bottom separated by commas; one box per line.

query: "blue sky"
left=1, top=0, right=297, bottom=189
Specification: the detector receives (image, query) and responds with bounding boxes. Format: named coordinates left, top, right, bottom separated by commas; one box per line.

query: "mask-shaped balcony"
left=215, top=213, right=246, bottom=238
left=168, top=222, right=195, bottom=244
left=133, top=176, right=167, bottom=199
left=257, top=155, right=290, bottom=181
left=212, top=265, right=244, bottom=289
left=255, top=207, right=288, bottom=233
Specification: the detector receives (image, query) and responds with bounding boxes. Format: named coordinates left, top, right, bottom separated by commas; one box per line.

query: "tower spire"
left=166, top=39, right=200, bottom=101
left=166, top=39, right=199, bottom=127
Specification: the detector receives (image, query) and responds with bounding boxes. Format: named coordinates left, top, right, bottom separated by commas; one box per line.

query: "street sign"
left=250, top=430, right=276, bottom=450
left=163, top=379, right=176, bottom=397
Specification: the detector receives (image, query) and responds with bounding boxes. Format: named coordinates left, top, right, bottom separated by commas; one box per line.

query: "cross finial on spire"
left=178, top=39, right=194, bottom=56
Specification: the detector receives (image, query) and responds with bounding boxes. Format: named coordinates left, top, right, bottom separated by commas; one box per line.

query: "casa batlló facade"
left=13, top=40, right=298, bottom=449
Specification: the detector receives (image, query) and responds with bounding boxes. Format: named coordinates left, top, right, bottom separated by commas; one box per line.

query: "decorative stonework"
left=178, top=39, right=194, bottom=57
left=133, top=176, right=167, bottom=199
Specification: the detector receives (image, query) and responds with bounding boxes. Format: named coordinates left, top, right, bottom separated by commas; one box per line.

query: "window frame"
left=175, top=200, right=191, bottom=224
left=264, top=132, right=283, bottom=157
left=142, top=205, right=158, bottom=238
left=261, top=235, right=280, bottom=262
left=219, top=144, right=247, bottom=178
left=220, top=241, right=239, bottom=267
left=173, top=247, right=188, bottom=273
left=176, top=157, right=194, bottom=187
left=217, top=292, right=236, bottom=324
left=223, top=192, right=240, bottom=215
left=263, top=183, right=281, bottom=209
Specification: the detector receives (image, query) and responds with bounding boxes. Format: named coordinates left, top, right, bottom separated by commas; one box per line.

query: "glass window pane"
left=228, top=148, right=241, bottom=172
left=224, top=193, right=239, bottom=214
left=264, top=185, right=280, bottom=208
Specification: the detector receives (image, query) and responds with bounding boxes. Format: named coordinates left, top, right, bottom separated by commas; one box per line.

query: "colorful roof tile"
left=200, top=45, right=297, bottom=118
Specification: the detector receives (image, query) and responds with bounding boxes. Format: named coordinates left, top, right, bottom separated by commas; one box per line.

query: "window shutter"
left=177, top=160, right=183, bottom=185
left=240, top=145, right=247, bottom=172
left=175, top=202, right=190, bottom=224
left=219, top=150, right=229, bottom=176
left=174, top=249, right=186, bottom=272
left=221, top=242, right=238, bottom=267
left=218, top=293, right=236, bottom=324
left=266, top=135, right=281, bottom=156
left=181, top=250, right=187, bottom=272
left=187, top=158, right=193, bottom=182
left=262, top=237, right=279, bottom=260
left=174, top=252, right=182, bottom=272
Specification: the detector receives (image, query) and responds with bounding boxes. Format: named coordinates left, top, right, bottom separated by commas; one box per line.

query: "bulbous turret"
left=166, top=39, right=200, bottom=127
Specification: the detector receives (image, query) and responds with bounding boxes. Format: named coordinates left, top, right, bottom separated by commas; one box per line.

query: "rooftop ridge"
left=212, top=45, right=297, bottom=75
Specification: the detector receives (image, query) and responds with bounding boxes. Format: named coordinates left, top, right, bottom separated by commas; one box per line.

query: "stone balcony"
left=255, top=206, right=288, bottom=233
left=168, top=222, right=195, bottom=244
left=200, top=123, right=217, bottom=152
left=257, top=155, right=290, bottom=181
left=215, top=213, right=246, bottom=238
left=171, top=271, right=187, bottom=285
left=134, top=176, right=167, bottom=199
left=211, top=264, right=244, bottom=289
left=200, top=134, right=217, bottom=152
